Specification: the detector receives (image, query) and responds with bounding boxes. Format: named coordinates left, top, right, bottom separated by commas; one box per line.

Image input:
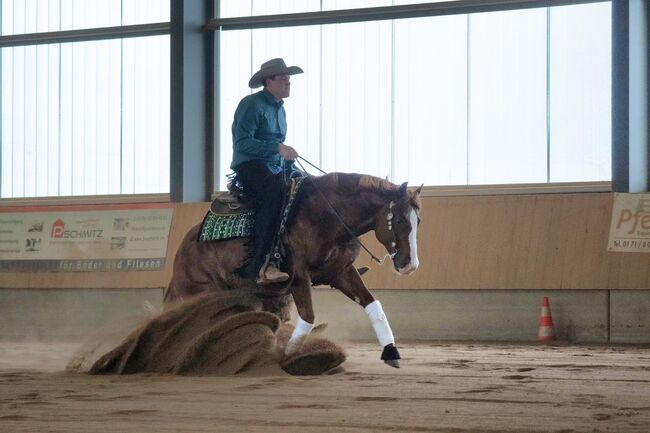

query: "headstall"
left=386, top=201, right=398, bottom=258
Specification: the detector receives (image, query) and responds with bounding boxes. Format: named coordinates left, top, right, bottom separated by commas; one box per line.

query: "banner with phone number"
left=608, top=193, right=650, bottom=252
left=0, top=204, right=173, bottom=272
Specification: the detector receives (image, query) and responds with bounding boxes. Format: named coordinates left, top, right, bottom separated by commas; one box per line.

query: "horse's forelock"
left=357, top=175, right=422, bottom=210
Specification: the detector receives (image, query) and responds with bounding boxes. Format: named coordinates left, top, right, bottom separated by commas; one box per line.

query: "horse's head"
left=374, top=182, right=422, bottom=275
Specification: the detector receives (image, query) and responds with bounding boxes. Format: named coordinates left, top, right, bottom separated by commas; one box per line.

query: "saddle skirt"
left=198, top=192, right=255, bottom=242
left=198, top=177, right=305, bottom=242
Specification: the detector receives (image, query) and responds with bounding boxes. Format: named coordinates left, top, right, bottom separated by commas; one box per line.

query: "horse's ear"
left=415, top=184, right=423, bottom=195
left=399, top=182, right=408, bottom=195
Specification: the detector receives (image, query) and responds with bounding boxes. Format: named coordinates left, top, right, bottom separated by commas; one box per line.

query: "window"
left=218, top=1, right=611, bottom=189
left=1, top=0, right=168, bottom=34
left=1, top=0, right=170, bottom=198
left=393, top=14, right=468, bottom=185
left=549, top=3, right=611, bottom=182
left=468, top=9, right=548, bottom=185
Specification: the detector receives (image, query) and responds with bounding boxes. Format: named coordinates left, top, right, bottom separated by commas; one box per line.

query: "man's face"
left=266, top=74, right=291, bottom=100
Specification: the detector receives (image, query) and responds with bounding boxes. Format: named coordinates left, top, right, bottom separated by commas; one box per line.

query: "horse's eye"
left=395, top=216, right=404, bottom=224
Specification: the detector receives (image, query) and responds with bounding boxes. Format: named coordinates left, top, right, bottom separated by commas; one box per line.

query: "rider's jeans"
left=233, top=160, right=284, bottom=279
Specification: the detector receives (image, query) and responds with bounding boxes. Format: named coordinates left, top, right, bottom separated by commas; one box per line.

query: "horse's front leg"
left=332, top=266, right=401, bottom=368
left=286, top=277, right=315, bottom=356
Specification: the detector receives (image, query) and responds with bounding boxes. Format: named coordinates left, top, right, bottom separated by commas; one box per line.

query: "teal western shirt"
left=230, top=89, right=286, bottom=173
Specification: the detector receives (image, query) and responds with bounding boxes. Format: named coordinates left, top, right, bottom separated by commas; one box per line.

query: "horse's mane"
left=311, top=173, right=421, bottom=210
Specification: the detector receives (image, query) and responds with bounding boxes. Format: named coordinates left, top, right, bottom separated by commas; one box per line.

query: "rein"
left=294, top=156, right=397, bottom=265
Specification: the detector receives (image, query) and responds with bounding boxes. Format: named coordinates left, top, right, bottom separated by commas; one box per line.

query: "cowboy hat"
left=248, top=58, right=304, bottom=89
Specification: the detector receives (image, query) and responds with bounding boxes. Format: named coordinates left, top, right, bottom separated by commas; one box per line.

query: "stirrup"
left=256, top=264, right=290, bottom=285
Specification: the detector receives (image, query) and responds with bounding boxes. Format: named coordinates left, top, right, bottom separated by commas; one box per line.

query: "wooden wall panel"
left=360, top=193, right=650, bottom=289
left=1, top=193, right=649, bottom=290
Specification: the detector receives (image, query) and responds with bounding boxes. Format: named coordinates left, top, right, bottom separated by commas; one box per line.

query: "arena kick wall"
left=1, top=192, right=648, bottom=343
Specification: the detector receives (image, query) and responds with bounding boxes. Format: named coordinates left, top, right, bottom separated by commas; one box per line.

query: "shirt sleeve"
left=232, top=98, right=280, bottom=158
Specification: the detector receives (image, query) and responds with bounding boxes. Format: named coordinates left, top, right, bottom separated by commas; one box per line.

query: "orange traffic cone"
left=538, top=297, right=556, bottom=341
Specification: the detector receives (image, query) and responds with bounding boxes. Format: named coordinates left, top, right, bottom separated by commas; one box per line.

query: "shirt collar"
left=261, top=88, right=284, bottom=107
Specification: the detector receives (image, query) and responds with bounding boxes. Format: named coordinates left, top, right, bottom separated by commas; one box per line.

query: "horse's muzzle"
left=397, top=262, right=418, bottom=275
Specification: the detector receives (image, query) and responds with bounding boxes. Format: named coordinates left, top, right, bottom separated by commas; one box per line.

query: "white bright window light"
left=219, top=1, right=611, bottom=190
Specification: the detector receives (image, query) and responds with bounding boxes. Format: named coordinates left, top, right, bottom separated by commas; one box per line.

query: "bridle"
left=294, top=156, right=398, bottom=265
left=386, top=201, right=398, bottom=259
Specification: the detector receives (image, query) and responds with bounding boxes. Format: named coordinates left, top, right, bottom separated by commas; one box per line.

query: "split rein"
left=293, top=156, right=397, bottom=266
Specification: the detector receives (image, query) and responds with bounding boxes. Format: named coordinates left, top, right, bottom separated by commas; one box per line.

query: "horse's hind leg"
left=331, top=266, right=401, bottom=368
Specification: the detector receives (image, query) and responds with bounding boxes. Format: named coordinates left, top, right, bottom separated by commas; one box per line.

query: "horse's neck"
left=335, top=191, right=382, bottom=235
left=305, top=179, right=383, bottom=238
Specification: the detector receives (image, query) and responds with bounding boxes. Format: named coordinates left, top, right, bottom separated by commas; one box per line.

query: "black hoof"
left=380, top=343, right=401, bottom=367
left=384, top=359, right=400, bottom=368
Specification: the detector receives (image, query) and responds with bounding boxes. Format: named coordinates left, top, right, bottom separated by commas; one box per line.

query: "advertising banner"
left=0, top=204, right=173, bottom=271
left=608, top=193, right=650, bottom=252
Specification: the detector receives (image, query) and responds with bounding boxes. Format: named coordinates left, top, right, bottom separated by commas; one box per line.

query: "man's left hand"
left=279, top=143, right=299, bottom=161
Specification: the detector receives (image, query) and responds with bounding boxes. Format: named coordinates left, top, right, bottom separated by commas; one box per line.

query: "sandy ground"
left=0, top=341, right=649, bottom=433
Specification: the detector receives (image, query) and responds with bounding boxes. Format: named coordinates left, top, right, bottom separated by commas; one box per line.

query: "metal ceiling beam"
left=0, top=22, right=170, bottom=48
left=207, top=0, right=609, bottom=31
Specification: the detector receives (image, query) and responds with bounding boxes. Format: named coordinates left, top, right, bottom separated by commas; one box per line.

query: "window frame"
left=0, top=0, right=627, bottom=204
left=212, top=0, right=613, bottom=193
left=0, top=18, right=171, bottom=203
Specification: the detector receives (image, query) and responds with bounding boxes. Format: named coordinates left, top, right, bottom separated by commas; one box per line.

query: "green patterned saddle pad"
left=198, top=177, right=305, bottom=242
left=198, top=209, right=256, bottom=241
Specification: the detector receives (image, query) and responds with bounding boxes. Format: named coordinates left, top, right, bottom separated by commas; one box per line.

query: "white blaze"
left=398, top=208, right=419, bottom=274
left=408, top=208, right=420, bottom=269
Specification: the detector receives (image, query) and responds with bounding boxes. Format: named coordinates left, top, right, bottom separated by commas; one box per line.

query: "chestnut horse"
left=164, top=172, right=422, bottom=368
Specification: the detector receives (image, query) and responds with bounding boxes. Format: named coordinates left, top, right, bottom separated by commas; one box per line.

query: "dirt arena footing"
left=0, top=341, right=649, bottom=433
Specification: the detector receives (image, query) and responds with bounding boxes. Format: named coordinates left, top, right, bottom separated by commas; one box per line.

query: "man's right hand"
left=278, top=143, right=299, bottom=161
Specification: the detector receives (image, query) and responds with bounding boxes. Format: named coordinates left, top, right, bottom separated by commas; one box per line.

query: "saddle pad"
left=198, top=176, right=306, bottom=242
left=198, top=210, right=255, bottom=241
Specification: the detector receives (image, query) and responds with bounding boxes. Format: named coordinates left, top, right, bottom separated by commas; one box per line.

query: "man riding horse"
left=230, top=58, right=303, bottom=285
left=165, top=59, right=423, bottom=368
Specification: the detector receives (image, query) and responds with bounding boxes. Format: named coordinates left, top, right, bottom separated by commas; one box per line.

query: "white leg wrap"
left=365, top=300, right=395, bottom=348
left=285, top=316, right=314, bottom=355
